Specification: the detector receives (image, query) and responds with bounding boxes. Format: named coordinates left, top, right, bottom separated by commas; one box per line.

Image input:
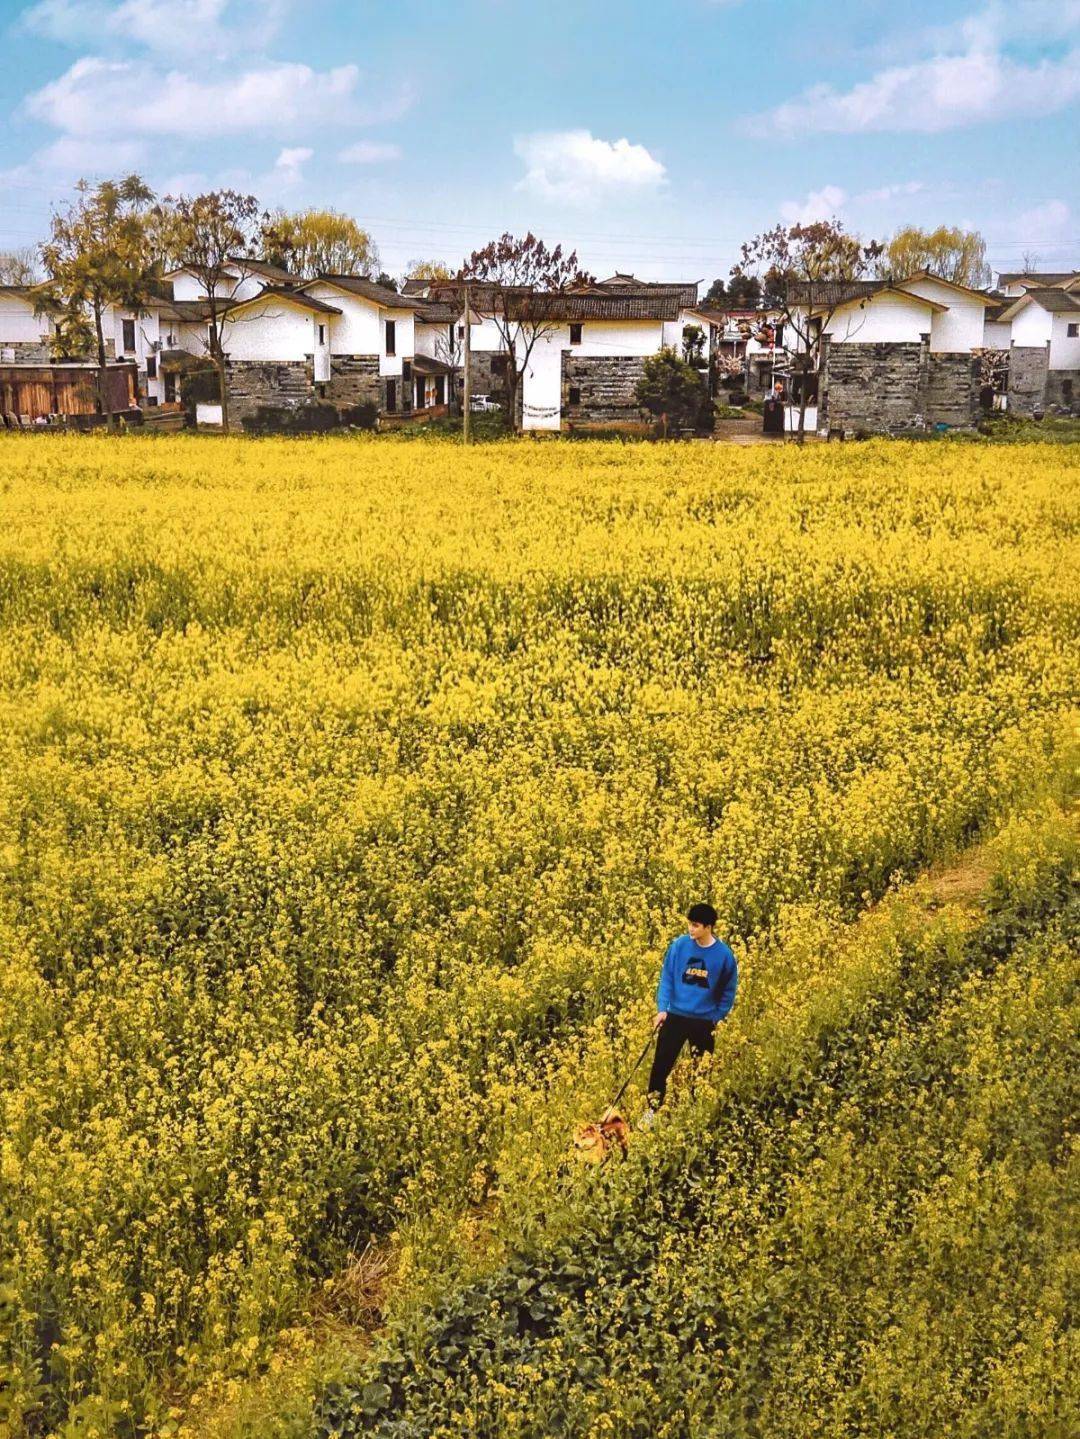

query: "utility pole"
left=462, top=282, right=472, bottom=445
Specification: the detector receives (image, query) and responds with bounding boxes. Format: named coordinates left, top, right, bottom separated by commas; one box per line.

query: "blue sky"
left=1, top=0, right=1077, bottom=284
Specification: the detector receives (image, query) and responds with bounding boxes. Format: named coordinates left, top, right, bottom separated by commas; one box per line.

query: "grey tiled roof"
left=997, top=271, right=1078, bottom=286
left=306, top=275, right=420, bottom=309
left=1021, top=287, right=1080, bottom=314
left=505, top=292, right=680, bottom=321
left=784, top=280, right=887, bottom=307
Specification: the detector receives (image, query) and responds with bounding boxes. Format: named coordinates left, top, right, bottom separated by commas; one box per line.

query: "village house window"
left=402, top=359, right=412, bottom=382
left=1068, top=322, right=1079, bottom=338
left=569, top=323, right=583, bottom=345
left=386, top=379, right=397, bottom=411
left=146, top=356, right=157, bottom=379
left=122, top=319, right=136, bottom=352
left=385, top=320, right=396, bottom=355
left=569, top=386, right=581, bottom=405
left=457, top=324, right=465, bottom=341
left=317, top=324, right=326, bottom=345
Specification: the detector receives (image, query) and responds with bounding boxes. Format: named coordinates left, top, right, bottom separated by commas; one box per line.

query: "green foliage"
left=38, top=174, right=157, bottom=376
left=260, top=210, right=379, bottom=281
left=634, top=347, right=709, bottom=435
left=318, top=804, right=1079, bottom=1438
left=879, top=224, right=992, bottom=289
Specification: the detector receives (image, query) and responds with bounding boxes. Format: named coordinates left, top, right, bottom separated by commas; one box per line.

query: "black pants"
left=647, top=1013, right=716, bottom=1105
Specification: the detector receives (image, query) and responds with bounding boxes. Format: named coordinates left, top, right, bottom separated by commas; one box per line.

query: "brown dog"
left=572, top=1110, right=630, bottom=1164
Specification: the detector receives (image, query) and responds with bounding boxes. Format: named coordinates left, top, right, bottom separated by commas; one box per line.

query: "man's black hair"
left=687, top=902, right=718, bottom=928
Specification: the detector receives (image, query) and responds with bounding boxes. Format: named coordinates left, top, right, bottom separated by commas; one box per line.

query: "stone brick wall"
left=225, top=359, right=312, bottom=422
left=1043, top=369, right=1080, bottom=415
left=467, top=350, right=509, bottom=403
left=820, top=337, right=929, bottom=435
left=383, top=367, right=414, bottom=416
left=0, top=340, right=51, bottom=363
left=1007, top=346, right=1049, bottom=416
left=561, top=353, right=648, bottom=425
left=326, top=354, right=379, bottom=408
left=925, top=353, right=980, bottom=428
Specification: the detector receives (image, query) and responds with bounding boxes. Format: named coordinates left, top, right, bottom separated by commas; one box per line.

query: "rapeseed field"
left=0, top=433, right=1076, bottom=1438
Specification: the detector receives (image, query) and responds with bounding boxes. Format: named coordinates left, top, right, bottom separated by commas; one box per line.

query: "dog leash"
left=598, top=1029, right=657, bottom=1124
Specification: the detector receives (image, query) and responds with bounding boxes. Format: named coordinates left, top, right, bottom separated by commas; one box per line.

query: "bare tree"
left=0, top=247, right=40, bottom=286
left=157, top=190, right=264, bottom=433
left=732, top=220, right=884, bottom=444
left=459, top=233, right=591, bottom=432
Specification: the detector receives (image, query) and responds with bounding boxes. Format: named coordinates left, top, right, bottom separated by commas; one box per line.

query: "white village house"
left=2, top=252, right=1079, bottom=431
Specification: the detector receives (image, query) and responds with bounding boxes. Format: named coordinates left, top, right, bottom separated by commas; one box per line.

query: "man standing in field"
left=639, top=903, right=738, bottom=1129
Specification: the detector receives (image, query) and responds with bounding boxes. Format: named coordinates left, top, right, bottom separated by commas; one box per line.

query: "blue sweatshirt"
left=656, top=934, right=738, bottom=1024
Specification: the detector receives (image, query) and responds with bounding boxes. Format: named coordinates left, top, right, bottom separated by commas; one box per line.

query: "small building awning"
left=158, top=348, right=210, bottom=371
left=411, top=354, right=453, bottom=376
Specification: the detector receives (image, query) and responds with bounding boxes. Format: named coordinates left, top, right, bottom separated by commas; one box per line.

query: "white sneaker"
left=637, top=1107, right=657, bottom=1132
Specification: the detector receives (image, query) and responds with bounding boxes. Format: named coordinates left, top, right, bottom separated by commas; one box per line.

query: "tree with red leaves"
left=731, top=220, right=883, bottom=443
left=459, top=232, right=591, bottom=432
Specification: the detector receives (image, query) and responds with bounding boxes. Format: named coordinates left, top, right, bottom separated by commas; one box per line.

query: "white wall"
left=899, top=277, right=986, bottom=352
left=1009, top=303, right=1053, bottom=348
left=169, top=266, right=264, bottom=303
left=105, top=303, right=167, bottom=402
left=462, top=313, right=506, bottom=353
left=379, top=310, right=413, bottom=377
left=304, top=283, right=381, bottom=356
left=221, top=299, right=315, bottom=361
left=0, top=291, right=48, bottom=344
left=1050, top=312, right=1080, bottom=370
left=415, top=319, right=458, bottom=363
left=521, top=327, right=564, bottom=431
left=664, top=310, right=711, bottom=359
left=823, top=292, right=935, bottom=344
left=982, top=319, right=1012, bottom=348
left=175, top=320, right=211, bottom=357
left=521, top=319, right=668, bottom=431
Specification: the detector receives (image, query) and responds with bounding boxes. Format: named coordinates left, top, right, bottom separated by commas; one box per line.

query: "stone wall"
left=225, top=358, right=312, bottom=422
left=325, top=354, right=379, bottom=408
left=467, top=350, right=509, bottom=403
left=383, top=367, right=414, bottom=416
left=820, top=337, right=929, bottom=435
left=1007, top=346, right=1050, bottom=416
left=0, top=340, right=51, bottom=363
left=561, top=353, right=648, bottom=425
left=1044, top=369, right=1080, bottom=415
left=925, top=353, right=980, bottom=428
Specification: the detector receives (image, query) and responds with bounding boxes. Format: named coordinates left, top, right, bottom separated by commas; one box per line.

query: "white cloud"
left=859, top=180, right=925, bottom=204
left=513, top=130, right=666, bottom=204
left=779, top=184, right=847, bottom=224
left=338, top=140, right=401, bottom=164
left=0, top=134, right=148, bottom=194
left=20, top=0, right=292, bottom=56
left=25, top=56, right=408, bottom=138
left=272, top=145, right=312, bottom=184
left=778, top=180, right=929, bottom=226
left=751, top=39, right=1080, bottom=135
left=1008, top=198, right=1072, bottom=250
